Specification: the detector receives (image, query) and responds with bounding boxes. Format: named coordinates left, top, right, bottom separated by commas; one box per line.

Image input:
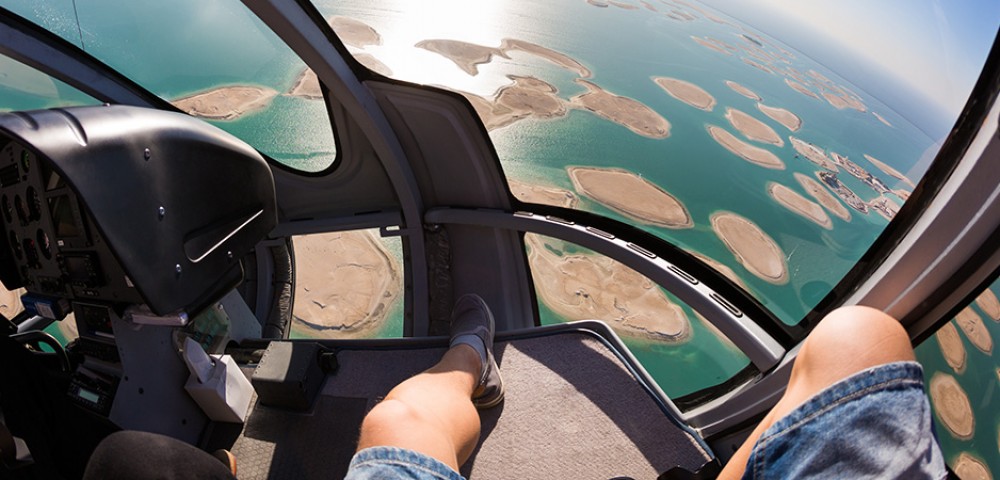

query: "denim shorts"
left=344, top=362, right=946, bottom=480
left=742, top=361, right=947, bottom=479
left=345, top=446, right=465, bottom=480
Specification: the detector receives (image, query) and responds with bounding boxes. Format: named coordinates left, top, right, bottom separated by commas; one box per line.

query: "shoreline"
left=756, top=103, right=801, bottom=131
left=936, top=322, right=967, bottom=374
left=329, top=16, right=381, bottom=48
left=726, top=80, right=760, bottom=100
left=955, top=307, right=993, bottom=354
left=570, top=80, right=671, bottom=139
left=291, top=230, right=402, bottom=339
left=508, top=179, right=579, bottom=208
left=794, top=172, right=851, bottom=221
left=710, top=211, right=788, bottom=285
left=568, top=166, right=692, bottom=228
left=975, top=288, right=1000, bottom=320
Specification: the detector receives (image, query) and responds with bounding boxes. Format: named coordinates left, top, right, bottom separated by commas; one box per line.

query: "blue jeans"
left=344, top=362, right=946, bottom=479
left=741, top=361, right=947, bottom=479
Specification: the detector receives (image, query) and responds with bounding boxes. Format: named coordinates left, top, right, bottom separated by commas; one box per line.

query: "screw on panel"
left=226, top=251, right=233, bottom=261
left=175, top=264, right=182, bottom=275
left=158, top=206, right=166, bottom=219
left=143, top=148, right=151, bottom=160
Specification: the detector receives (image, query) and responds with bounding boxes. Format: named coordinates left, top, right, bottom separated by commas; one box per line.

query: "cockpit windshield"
left=306, top=0, right=996, bottom=327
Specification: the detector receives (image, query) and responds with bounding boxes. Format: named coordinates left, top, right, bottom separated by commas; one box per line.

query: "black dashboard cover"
left=0, top=105, right=277, bottom=315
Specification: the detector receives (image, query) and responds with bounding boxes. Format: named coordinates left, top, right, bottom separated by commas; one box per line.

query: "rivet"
left=144, top=148, right=151, bottom=160
left=175, top=264, right=182, bottom=274
left=158, top=206, right=166, bottom=219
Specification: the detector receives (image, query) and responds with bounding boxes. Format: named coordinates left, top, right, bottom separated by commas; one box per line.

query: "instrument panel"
left=0, top=140, right=142, bottom=316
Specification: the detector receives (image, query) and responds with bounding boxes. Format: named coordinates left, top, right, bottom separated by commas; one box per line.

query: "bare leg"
left=719, top=306, right=916, bottom=480
left=356, top=345, right=483, bottom=471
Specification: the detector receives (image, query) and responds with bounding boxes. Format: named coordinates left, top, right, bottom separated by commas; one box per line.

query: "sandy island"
left=710, top=212, right=788, bottom=284
left=726, top=107, right=783, bottom=146
left=955, top=307, right=993, bottom=354
left=525, top=233, right=692, bottom=342
left=975, top=289, right=1000, bottom=320
left=689, top=252, right=748, bottom=290
left=767, top=182, right=832, bottom=229
left=416, top=39, right=504, bottom=75
left=794, top=173, right=851, bottom=222
left=929, top=372, right=974, bottom=440
left=936, top=321, right=967, bottom=374
left=355, top=53, right=393, bottom=77
left=757, top=103, right=801, bottom=131
left=501, top=39, right=592, bottom=78
left=707, top=125, right=784, bottom=169
left=417, top=37, right=591, bottom=78
left=726, top=81, right=760, bottom=101
left=953, top=453, right=991, bottom=480
left=817, top=172, right=869, bottom=213
left=785, top=79, right=820, bottom=100
left=742, top=58, right=773, bottom=75
left=508, top=179, right=578, bottom=208
left=869, top=195, right=900, bottom=221
left=821, top=91, right=850, bottom=110
left=463, top=75, right=566, bottom=130
left=329, top=16, right=381, bottom=48
left=288, top=68, right=322, bottom=99
left=570, top=80, right=671, bottom=139
left=291, top=230, right=401, bottom=339
left=692, top=36, right=731, bottom=55
left=790, top=137, right=839, bottom=172
left=172, top=86, right=278, bottom=120
left=863, top=154, right=916, bottom=188
left=872, top=111, right=893, bottom=127
left=568, top=166, right=692, bottom=228
left=653, top=77, right=715, bottom=111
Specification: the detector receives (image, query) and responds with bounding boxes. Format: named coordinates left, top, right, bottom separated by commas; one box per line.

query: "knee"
left=794, top=306, right=914, bottom=382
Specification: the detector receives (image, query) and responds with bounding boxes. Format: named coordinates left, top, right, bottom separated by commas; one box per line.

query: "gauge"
left=20, top=150, right=30, bottom=175
left=1, top=195, right=10, bottom=224
left=9, top=232, right=22, bottom=260
left=22, top=238, right=39, bottom=269
left=13, top=194, right=27, bottom=226
left=27, top=187, right=41, bottom=221
left=37, top=229, right=52, bottom=259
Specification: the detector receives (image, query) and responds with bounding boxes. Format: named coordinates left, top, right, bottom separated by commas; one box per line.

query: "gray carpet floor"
left=232, top=331, right=712, bottom=479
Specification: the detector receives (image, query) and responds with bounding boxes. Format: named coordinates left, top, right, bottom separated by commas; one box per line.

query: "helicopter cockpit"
left=0, top=0, right=998, bottom=478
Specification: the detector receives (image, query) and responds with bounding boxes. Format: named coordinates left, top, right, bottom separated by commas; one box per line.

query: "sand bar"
left=640, top=0, right=658, bottom=12
left=501, top=39, right=592, bottom=78
left=757, top=103, right=801, bottom=131
left=692, top=36, right=731, bottom=55
left=929, top=372, right=974, bottom=440
left=292, top=230, right=401, bottom=338
left=707, top=125, right=784, bottom=169
left=872, top=111, right=893, bottom=127
left=975, top=288, right=1000, bottom=320
left=821, top=91, right=850, bottom=110
left=767, top=182, right=831, bottom=229
left=726, top=107, right=783, bottom=146
left=587, top=0, right=609, bottom=7
left=508, top=179, right=578, bottom=208
left=955, top=307, right=993, bottom=354
left=568, top=166, right=692, bottom=228
left=354, top=53, right=393, bottom=77
left=790, top=137, right=838, bottom=172
left=0, top=287, right=24, bottom=318
left=794, top=172, right=851, bottom=222
left=463, top=75, right=566, bottom=130
left=726, top=81, right=760, bottom=100
left=936, top=321, right=966, bottom=374
left=742, top=58, right=773, bottom=74
left=653, top=77, right=715, bottom=111
left=525, top=233, right=691, bottom=342
left=710, top=211, right=788, bottom=284
left=329, top=16, right=381, bottom=48
left=416, top=39, right=504, bottom=75
left=785, top=78, right=820, bottom=99
left=288, top=68, right=322, bottom=99
left=172, top=86, right=278, bottom=120
left=953, top=453, right=991, bottom=480
left=863, top=154, right=915, bottom=188
left=570, top=80, right=670, bottom=139
left=609, top=0, right=640, bottom=10
left=817, top=172, right=868, bottom=213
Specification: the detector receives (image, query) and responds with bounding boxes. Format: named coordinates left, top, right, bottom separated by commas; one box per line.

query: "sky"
left=702, top=0, right=999, bottom=116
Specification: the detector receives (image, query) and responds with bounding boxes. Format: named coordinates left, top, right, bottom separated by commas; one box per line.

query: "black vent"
left=0, top=164, right=19, bottom=187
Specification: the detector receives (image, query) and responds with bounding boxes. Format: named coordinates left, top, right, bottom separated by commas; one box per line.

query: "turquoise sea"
left=5, top=0, right=994, bottom=473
